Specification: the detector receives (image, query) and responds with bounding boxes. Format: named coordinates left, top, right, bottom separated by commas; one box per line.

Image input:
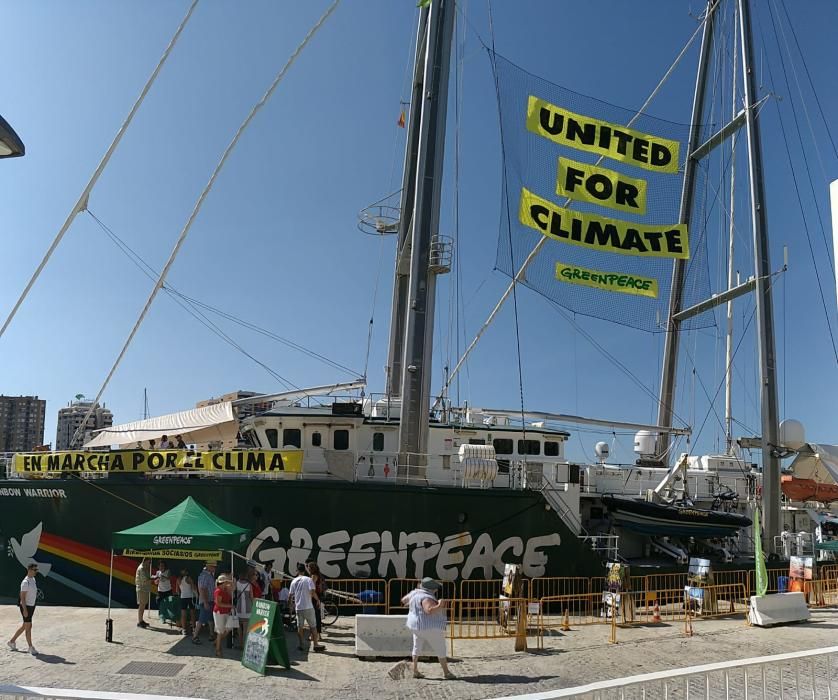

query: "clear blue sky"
left=1, top=1, right=837, bottom=464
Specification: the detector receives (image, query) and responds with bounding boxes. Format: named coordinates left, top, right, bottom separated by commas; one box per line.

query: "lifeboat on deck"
left=781, top=475, right=838, bottom=504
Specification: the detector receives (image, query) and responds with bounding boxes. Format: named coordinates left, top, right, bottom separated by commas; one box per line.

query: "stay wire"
left=777, top=0, right=838, bottom=162
left=87, top=211, right=300, bottom=392
left=766, top=0, right=834, bottom=277
left=71, top=0, right=342, bottom=447
left=487, top=0, right=527, bottom=444
left=86, top=210, right=355, bottom=378
left=758, top=1, right=838, bottom=366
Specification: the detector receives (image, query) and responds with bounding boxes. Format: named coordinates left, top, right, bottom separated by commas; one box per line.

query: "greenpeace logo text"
left=152, top=536, right=193, bottom=545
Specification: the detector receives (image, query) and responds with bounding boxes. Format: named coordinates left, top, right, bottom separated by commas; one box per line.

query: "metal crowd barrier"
left=323, top=578, right=387, bottom=612
left=385, top=578, right=456, bottom=613
left=447, top=597, right=540, bottom=655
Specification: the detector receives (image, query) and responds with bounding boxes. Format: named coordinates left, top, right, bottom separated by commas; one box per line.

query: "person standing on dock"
left=288, top=563, right=325, bottom=652
left=401, top=578, right=455, bottom=680
left=7, top=563, right=39, bottom=655
left=135, top=558, right=151, bottom=628
left=192, top=561, right=216, bottom=644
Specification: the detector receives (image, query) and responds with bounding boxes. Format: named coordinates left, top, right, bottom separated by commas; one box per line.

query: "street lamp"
left=0, top=113, right=25, bottom=159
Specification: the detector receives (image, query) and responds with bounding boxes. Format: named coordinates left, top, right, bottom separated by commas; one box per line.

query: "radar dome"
left=634, top=430, right=657, bottom=458
left=594, top=441, right=610, bottom=462
left=779, top=419, right=806, bottom=450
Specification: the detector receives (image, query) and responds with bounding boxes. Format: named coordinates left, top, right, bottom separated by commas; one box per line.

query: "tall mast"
left=738, top=0, right=781, bottom=546
left=725, top=7, right=738, bottom=455
left=386, top=9, right=430, bottom=400
left=397, top=0, right=455, bottom=470
left=657, top=1, right=718, bottom=451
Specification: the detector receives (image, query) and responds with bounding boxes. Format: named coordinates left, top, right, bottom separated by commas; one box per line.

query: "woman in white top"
left=401, top=578, right=454, bottom=680
left=234, top=571, right=253, bottom=648
left=153, top=561, right=172, bottom=618
left=179, top=570, right=196, bottom=636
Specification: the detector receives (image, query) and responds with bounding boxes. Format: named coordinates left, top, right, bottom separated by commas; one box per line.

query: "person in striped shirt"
left=401, top=577, right=455, bottom=680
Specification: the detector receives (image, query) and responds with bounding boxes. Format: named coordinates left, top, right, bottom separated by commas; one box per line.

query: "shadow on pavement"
left=35, top=653, right=76, bottom=665
left=456, top=673, right=560, bottom=684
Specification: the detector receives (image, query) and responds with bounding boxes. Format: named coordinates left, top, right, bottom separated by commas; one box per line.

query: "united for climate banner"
left=492, top=54, right=713, bottom=331
left=526, top=96, right=680, bottom=173
left=519, top=188, right=688, bottom=259
left=14, top=449, right=304, bottom=475
left=122, top=548, right=223, bottom=560
left=555, top=262, right=658, bottom=299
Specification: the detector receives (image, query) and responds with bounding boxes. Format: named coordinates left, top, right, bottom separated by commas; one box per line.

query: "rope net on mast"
left=491, top=53, right=715, bottom=333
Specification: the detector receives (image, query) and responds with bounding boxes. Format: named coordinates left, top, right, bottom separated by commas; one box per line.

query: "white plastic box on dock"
left=748, top=592, right=811, bottom=627
left=355, top=614, right=415, bottom=657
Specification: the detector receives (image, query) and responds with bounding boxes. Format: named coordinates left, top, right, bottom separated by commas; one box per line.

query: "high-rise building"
left=56, top=400, right=113, bottom=450
left=0, top=395, right=46, bottom=452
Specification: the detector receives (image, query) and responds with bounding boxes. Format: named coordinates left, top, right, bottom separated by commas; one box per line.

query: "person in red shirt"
left=249, top=571, right=263, bottom=602
left=212, top=574, right=234, bottom=658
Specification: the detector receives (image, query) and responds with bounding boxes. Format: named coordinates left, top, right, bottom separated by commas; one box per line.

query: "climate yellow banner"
left=519, top=187, right=689, bottom=259
left=555, top=262, right=658, bottom=298
left=556, top=157, right=647, bottom=215
left=14, top=449, right=304, bottom=475
left=527, top=96, right=680, bottom=173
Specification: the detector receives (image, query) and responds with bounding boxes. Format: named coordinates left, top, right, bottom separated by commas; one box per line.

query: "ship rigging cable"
left=759, top=0, right=838, bottom=366
left=70, top=0, right=343, bottom=447
left=0, top=0, right=200, bottom=343
left=441, top=5, right=715, bottom=398
left=87, top=211, right=301, bottom=393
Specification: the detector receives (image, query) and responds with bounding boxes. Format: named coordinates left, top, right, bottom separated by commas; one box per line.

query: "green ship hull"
left=0, top=477, right=604, bottom=606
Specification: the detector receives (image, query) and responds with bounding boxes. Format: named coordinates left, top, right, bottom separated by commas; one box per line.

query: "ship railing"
left=1, top=452, right=17, bottom=479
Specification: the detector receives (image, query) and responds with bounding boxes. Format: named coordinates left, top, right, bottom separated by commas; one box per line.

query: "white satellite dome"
left=634, top=430, right=657, bottom=458
left=594, top=441, right=610, bottom=462
left=779, top=419, right=806, bottom=450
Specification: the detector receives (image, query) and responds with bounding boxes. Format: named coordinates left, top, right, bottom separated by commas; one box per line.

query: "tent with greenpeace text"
left=112, top=496, right=249, bottom=551
left=106, top=497, right=249, bottom=638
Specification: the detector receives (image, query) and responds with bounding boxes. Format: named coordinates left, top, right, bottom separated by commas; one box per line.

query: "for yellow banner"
left=14, top=449, right=304, bottom=475
left=556, top=157, right=647, bottom=215
left=519, top=187, right=689, bottom=259
left=122, top=549, right=223, bottom=561
left=527, top=96, right=680, bottom=174
left=555, top=262, right=658, bottom=299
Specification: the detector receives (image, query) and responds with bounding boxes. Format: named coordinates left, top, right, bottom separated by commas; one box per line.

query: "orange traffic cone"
left=652, top=601, right=661, bottom=623
left=560, top=608, right=571, bottom=632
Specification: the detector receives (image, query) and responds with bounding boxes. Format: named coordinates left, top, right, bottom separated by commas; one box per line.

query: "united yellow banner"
left=14, top=449, right=304, bottom=475
left=122, top=549, right=223, bottom=561
left=556, top=157, right=647, bottom=215
left=519, top=187, right=689, bottom=259
left=555, top=262, right=658, bottom=298
left=527, top=96, right=680, bottom=173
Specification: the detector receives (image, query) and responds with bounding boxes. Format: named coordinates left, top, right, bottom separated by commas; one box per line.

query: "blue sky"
left=1, top=1, right=837, bottom=464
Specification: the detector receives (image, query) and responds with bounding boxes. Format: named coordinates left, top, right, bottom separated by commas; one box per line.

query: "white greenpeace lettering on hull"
left=245, top=526, right=561, bottom=580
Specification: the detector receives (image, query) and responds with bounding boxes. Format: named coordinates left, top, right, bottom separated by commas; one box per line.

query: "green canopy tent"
left=107, top=497, right=250, bottom=640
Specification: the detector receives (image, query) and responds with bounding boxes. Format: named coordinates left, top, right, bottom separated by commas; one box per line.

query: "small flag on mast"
left=397, top=110, right=406, bottom=128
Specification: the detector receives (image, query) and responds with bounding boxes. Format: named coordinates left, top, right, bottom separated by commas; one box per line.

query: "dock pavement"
left=2, top=605, right=838, bottom=699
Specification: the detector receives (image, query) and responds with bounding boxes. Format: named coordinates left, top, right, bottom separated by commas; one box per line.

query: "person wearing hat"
left=212, top=573, right=235, bottom=658
left=400, top=577, right=455, bottom=679
left=191, top=561, right=216, bottom=644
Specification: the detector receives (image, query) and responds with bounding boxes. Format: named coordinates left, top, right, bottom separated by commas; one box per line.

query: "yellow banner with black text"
left=14, top=449, right=303, bottom=475
left=555, top=262, right=658, bottom=298
left=122, top=549, right=223, bottom=560
left=519, top=187, right=689, bottom=259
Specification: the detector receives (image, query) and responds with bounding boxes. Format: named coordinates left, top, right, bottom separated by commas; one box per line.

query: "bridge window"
left=468, top=438, right=486, bottom=445
left=283, top=428, right=301, bottom=448
left=334, top=429, right=349, bottom=451
left=373, top=432, right=384, bottom=451
left=265, top=429, right=278, bottom=449
left=311, top=432, right=322, bottom=447
left=493, top=438, right=513, bottom=455
left=517, top=439, right=541, bottom=455
left=544, top=441, right=560, bottom=457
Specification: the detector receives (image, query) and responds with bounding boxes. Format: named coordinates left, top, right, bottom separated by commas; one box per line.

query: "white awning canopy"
left=788, top=443, right=838, bottom=483
left=83, top=402, right=237, bottom=449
